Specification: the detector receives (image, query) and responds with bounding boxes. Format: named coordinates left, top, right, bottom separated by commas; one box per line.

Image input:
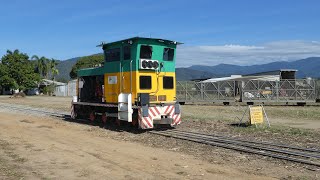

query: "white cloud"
left=176, top=40, right=320, bottom=67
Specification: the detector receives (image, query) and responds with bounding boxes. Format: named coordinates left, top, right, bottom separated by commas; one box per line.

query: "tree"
left=69, top=54, right=104, bottom=79
left=31, top=55, right=50, bottom=78
left=0, top=63, right=18, bottom=90
left=1, top=50, right=40, bottom=91
left=49, top=58, right=59, bottom=81
left=31, top=55, right=59, bottom=80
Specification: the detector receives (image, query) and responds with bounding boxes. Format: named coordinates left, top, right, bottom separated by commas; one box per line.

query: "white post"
left=261, top=105, right=270, bottom=127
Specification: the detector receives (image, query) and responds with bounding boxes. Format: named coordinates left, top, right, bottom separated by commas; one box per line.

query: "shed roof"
left=201, top=75, right=280, bottom=83
left=244, top=69, right=297, bottom=76
left=40, top=79, right=66, bottom=86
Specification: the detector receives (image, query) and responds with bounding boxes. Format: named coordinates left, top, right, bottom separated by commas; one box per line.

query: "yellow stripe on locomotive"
left=104, top=71, right=176, bottom=104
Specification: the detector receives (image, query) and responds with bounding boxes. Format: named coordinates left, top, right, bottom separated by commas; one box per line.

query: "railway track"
left=149, top=130, right=320, bottom=167
left=0, top=103, right=69, bottom=118
left=1, top=103, right=319, bottom=167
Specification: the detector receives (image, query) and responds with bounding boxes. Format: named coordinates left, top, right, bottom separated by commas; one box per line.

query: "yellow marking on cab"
left=104, top=71, right=176, bottom=104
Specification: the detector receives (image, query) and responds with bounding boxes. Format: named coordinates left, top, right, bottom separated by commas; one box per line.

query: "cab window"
left=140, top=76, right=152, bottom=89
left=163, top=48, right=174, bottom=61
left=163, top=76, right=174, bottom=89
left=140, top=45, right=152, bottom=59
left=123, top=46, right=131, bottom=60
left=105, top=48, right=120, bottom=62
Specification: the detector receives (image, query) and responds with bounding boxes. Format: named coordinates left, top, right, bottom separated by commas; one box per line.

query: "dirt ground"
left=0, top=96, right=319, bottom=179
left=0, top=111, right=274, bottom=180
left=0, top=96, right=319, bottom=130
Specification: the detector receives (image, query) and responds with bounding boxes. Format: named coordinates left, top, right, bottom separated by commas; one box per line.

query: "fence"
left=54, top=80, right=77, bottom=97
left=176, top=79, right=317, bottom=103
left=316, top=80, right=320, bottom=101
left=54, top=79, right=319, bottom=101
left=176, top=81, right=238, bottom=102
left=241, top=79, right=316, bottom=102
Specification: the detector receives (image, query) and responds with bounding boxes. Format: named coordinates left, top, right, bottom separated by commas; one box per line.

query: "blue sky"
left=1, top=0, right=320, bottom=67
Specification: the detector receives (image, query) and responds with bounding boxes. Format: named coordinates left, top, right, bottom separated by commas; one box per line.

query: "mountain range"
left=55, top=57, right=320, bottom=81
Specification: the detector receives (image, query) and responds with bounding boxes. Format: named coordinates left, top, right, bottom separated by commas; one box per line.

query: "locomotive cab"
left=72, top=37, right=182, bottom=129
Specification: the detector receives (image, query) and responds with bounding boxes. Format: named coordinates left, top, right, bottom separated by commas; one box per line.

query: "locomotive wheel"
left=131, top=118, right=138, bottom=126
left=116, top=119, right=121, bottom=126
left=101, top=114, right=107, bottom=123
left=89, top=112, right=95, bottom=121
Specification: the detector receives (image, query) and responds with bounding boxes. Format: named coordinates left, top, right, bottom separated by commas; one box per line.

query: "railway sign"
left=249, top=106, right=264, bottom=124
left=236, top=105, right=270, bottom=127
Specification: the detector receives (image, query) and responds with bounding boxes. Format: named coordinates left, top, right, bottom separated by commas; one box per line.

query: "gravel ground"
left=0, top=96, right=319, bottom=179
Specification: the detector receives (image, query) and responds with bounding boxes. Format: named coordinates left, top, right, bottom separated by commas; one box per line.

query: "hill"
left=55, top=57, right=80, bottom=81
left=55, top=57, right=320, bottom=81
left=176, top=68, right=217, bottom=81
left=189, top=57, right=320, bottom=78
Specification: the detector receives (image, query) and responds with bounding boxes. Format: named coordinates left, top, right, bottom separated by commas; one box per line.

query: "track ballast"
left=0, top=102, right=319, bottom=167
left=149, top=130, right=320, bottom=167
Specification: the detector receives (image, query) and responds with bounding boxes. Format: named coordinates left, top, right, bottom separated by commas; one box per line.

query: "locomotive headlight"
left=153, top=61, right=159, bottom=69
left=140, top=59, right=159, bottom=69
left=142, top=60, right=147, bottom=68
left=147, top=61, right=153, bottom=68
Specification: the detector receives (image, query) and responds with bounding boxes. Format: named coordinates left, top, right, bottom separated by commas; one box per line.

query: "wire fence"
left=316, top=79, right=320, bottom=101
left=55, top=79, right=320, bottom=102
left=177, top=79, right=318, bottom=103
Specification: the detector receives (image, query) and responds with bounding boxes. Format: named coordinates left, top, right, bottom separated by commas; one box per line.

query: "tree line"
left=69, top=54, right=104, bottom=79
left=0, top=49, right=59, bottom=93
left=0, top=48, right=104, bottom=94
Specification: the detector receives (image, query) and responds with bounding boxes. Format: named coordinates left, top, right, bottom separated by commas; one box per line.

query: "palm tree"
left=31, top=55, right=50, bottom=79
left=41, top=57, right=50, bottom=79
left=49, top=58, right=59, bottom=81
left=31, top=55, right=42, bottom=75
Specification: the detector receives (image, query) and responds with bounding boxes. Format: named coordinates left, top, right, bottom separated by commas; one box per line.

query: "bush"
left=11, top=92, right=26, bottom=98
left=43, top=84, right=55, bottom=95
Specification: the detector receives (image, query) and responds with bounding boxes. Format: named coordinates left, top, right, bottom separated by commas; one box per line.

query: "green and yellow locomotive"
left=71, top=37, right=182, bottom=129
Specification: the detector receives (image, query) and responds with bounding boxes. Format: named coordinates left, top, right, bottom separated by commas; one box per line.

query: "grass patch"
left=182, top=105, right=236, bottom=122
left=232, top=124, right=319, bottom=138
left=264, top=106, right=320, bottom=121
left=182, top=104, right=320, bottom=139
left=182, top=104, right=320, bottom=126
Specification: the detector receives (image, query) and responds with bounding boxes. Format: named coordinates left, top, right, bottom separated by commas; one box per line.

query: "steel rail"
left=155, top=130, right=320, bottom=159
left=2, top=103, right=320, bottom=166
left=0, top=104, right=67, bottom=117
left=150, top=131, right=320, bottom=167
left=171, top=129, right=320, bottom=153
left=0, top=104, right=98, bottom=124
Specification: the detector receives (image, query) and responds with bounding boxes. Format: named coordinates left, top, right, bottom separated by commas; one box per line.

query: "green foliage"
left=55, top=57, right=79, bottom=81
left=43, top=84, right=55, bottom=95
left=31, top=55, right=60, bottom=81
left=49, top=58, right=59, bottom=81
left=0, top=74, right=18, bottom=90
left=0, top=50, right=41, bottom=91
left=69, top=54, right=104, bottom=79
left=31, top=55, right=48, bottom=78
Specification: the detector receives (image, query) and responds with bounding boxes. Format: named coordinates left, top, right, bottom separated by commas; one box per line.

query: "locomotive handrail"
left=119, top=61, right=122, bottom=93
left=130, top=59, right=133, bottom=94
left=119, top=60, right=133, bottom=94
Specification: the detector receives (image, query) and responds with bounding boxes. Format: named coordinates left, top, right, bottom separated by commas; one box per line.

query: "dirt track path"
left=0, top=112, right=273, bottom=180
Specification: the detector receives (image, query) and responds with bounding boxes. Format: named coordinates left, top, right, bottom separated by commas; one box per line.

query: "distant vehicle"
left=27, top=88, right=40, bottom=95
left=2, top=88, right=19, bottom=95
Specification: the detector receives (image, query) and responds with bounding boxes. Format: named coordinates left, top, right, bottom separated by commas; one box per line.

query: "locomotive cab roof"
left=77, top=37, right=181, bottom=77
left=97, top=37, right=183, bottom=47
